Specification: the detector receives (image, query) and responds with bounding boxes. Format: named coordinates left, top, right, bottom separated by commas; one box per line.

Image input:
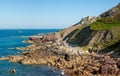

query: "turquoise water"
left=0, top=29, right=61, bottom=76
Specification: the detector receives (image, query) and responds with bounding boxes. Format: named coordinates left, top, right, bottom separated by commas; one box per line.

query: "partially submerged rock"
left=0, top=57, right=9, bottom=61
left=9, top=69, right=16, bottom=73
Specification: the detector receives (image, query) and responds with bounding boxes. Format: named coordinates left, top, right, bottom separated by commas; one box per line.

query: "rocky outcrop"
left=77, top=28, right=113, bottom=46
left=100, top=3, right=120, bottom=18
left=5, top=51, right=120, bottom=76
left=60, top=3, right=120, bottom=54
left=58, top=16, right=96, bottom=40
left=0, top=32, right=118, bottom=76
left=29, top=33, right=58, bottom=42
left=9, top=69, right=16, bottom=73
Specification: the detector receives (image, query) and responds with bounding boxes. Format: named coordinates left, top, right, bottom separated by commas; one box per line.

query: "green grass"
left=90, top=3, right=120, bottom=30
left=90, top=21, right=120, bottom=30
left=90, top=17, right=120, bottom=30
left=98, top=16, right=118, bottom=23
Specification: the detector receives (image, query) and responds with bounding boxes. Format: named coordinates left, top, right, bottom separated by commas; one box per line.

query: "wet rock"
left=23, top=40, right=33, bottom=43
left=29, top=37, right=40, bottom=41
left=16, top=47, right=27, bottom=51
left=0, top=57, right=9, bottom=60
left=8, top=56, right=24, bottom=63
left=9, top=69, right=16, bottom=73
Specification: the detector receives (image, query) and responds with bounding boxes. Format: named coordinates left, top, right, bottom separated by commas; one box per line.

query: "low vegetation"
left=90, top=16, right=120, bottom=30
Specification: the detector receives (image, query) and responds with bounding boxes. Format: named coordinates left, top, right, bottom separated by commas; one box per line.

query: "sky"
left=0, top=0, right=120, bottom=29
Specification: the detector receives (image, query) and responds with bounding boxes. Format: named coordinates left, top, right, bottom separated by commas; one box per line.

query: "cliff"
left=59, top=3, right=120, bottom=54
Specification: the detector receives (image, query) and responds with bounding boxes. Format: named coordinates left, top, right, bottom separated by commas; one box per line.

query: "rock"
left=67, top=64, right=74, bottom=69
left=23, top=40, right=33, bottom=43
left=64, top=54, right=70, bottom=61
left=0, top=57, right=9, bottom=60
left=91, top=69, right=98, bottom=75
left=74, top=69, right=82, bottom=75
left=105, top=58, right=116, bottom=64
left=21, top=52, right=29, bottom=55
left=9, top=56, right=24, bottom=62
left=117, top=61, right=120, bottom=69
left=41, top=35, right=58, bottom=42
left=16, top=47, right=27, bottom=51
left=29, top=34, right=58, bottom=43
left=116, top=70, right=120, bottom=75
left=100, top=3, right=120, bottom=18
left=9, top=69, right=16, bottom=73
left=29, top=37, right=40, bottom=41
left=100, top=64, right=119, bottom=75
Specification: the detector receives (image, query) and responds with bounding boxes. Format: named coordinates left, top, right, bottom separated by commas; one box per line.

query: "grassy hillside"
left=90, top=21, right=120, bottom=30
left=59, top=3, right=120, bottom=54
left=90, top=16, right=120, bottom=30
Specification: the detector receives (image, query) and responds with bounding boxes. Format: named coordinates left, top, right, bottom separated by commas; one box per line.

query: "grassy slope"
left=90, top=16, right=120, bottom=30
left=66, top=16, right=120, bottom=53
left=90, top=16, right=120, bottom=53
left=90, top=3, right=120, bottom=30
left=90, top=15, right=120, bottom=38
left=59, top=4, right=120, bottom=53
left=90, top=21, right=120, bottom=30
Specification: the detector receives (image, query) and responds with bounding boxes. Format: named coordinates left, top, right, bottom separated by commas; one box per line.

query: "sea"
left=0, top=29, right=61, bottom=76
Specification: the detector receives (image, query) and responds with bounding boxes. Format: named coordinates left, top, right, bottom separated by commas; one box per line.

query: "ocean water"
left=0, top=29, right=61, bottom=76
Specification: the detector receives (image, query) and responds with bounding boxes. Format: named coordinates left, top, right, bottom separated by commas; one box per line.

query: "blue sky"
left=0, top=0, right=120, bottom=29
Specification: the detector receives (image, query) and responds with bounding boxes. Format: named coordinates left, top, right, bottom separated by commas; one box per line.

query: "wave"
left=20, top=36, right=30, bottom=38
left=10, top=36, right=31, bottom=38
left=10, top=36, right=29, bottom=38
left=7, top=48, right=15, bottom=50
left=18, top=31, right=22, bottom=33
left=10, top=36, right=20, bottom=38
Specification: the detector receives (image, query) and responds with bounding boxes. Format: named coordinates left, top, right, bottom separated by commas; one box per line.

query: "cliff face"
left=57, top=16, right=96, bottom=40
left=59, top=3, right=120, bottom=53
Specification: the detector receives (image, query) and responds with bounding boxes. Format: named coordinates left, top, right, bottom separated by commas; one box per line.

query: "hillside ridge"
left=59, top=3, right=120, bottom=54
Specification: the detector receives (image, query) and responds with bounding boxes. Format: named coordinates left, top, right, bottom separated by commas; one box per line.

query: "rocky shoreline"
left=0, top=34, right=120, bottom=76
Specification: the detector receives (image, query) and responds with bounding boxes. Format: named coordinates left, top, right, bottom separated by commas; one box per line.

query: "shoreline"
left=0, top=33, right=120, bottom=76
